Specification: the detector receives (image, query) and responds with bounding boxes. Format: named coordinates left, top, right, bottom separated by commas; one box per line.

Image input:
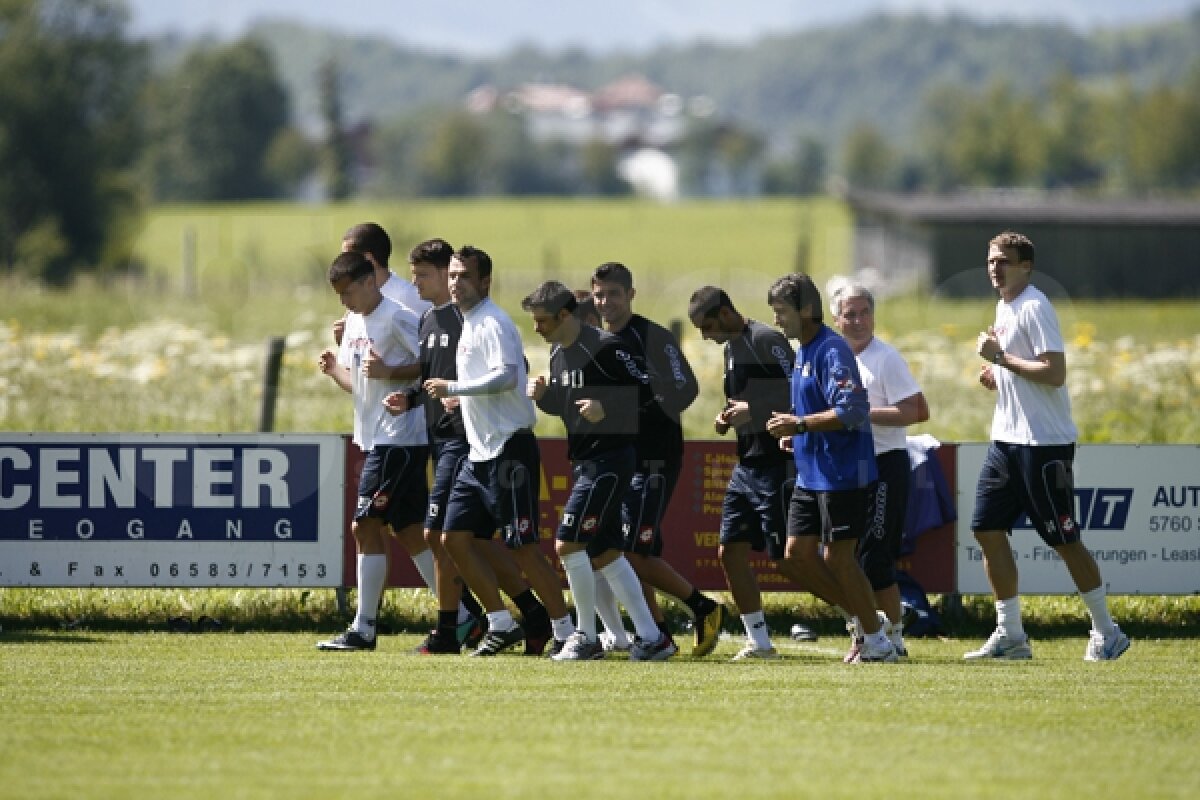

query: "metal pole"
left=258, top=336, right=286, bottom=432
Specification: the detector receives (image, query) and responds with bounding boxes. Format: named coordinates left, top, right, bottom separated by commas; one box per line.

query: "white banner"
left=956, top=444, right=1200, bottom=595
left=0, top=433, right=345, bottom=587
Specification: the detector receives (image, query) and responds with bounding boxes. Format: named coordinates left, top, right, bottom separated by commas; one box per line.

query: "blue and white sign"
left=956, top=444, right=1200, bottom=595
left=0, top=434, right=345, bottom=587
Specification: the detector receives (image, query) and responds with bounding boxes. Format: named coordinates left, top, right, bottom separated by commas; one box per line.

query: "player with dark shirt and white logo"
left=590, top=263, right=727, bottom=657
left=524, top=280, right=676, bottom=662
left=689, top=285, right=810, bottom=660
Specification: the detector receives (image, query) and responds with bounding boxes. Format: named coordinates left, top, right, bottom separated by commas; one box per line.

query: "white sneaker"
left=732, top=643, right=780, bottom=661
left=855, top=634, right=898, bottom=663
left=599, top=630, right=632, bottom=653
left=551, top=631, right=604, bottom=661
left=1084, top=627, right=1130, bottom=662
left=964, top=628, right=1033, bottom=660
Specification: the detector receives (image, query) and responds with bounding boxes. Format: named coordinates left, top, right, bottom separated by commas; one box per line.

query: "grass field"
left=2, top=626, right=1197, bottom=800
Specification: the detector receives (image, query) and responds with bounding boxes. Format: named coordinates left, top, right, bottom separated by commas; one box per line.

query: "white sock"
left=996, top=596, right=1025, bottom=638
left=594, top=573, right=630, bottom=644
left=410, top=548, right=438, bottom=595
left=598, top=557, right=659, bottom=641
left=353, top=554, right=388, bottom=638
left=552, top=615, right=576, bottom=641
left=1080, top=586, right=1117, bottom=636
left=486, top=609, right=516, bottom=632
left=561, top=550, right=598, bottom=640
left=742, top=611, right=771, bottom=650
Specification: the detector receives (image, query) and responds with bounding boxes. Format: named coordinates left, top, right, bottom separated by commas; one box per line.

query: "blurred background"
left=2, top=0, right=1198, bottom=441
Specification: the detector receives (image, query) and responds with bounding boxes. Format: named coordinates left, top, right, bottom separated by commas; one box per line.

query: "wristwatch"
left=991, top=349, right=1005, bottom=366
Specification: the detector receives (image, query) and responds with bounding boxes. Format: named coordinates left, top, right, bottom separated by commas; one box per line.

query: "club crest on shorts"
left=581, top=516, right=599, bottom=532
left=372, top=492, right=390, bottom=510
left=638, top=526, right=654, bottom=544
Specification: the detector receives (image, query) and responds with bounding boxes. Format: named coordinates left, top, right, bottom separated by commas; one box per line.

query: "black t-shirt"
left=536, top=325, right=650, bottom=461
left=725, top=320, right=794, bottom=465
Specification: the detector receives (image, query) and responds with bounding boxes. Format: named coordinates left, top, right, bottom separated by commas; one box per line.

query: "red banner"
left=342, top=437, right=956, bottom=594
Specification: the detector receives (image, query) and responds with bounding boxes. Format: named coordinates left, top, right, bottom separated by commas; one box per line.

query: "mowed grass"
left=1, top=629, right=1196, bottom=800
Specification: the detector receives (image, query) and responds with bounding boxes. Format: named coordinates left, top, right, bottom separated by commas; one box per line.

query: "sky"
left=125, top=0, right=1200, bottom=55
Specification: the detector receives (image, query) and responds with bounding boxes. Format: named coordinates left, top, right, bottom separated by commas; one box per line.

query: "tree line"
left=3, top=1, right=1200, bottom=284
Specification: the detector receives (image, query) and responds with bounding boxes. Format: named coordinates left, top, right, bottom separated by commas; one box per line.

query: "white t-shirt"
left=380, top=272, right=431, bottom=316
left=337, top=296, right=425, bottom=450
left=456, top=298, right=536, bottom=461
left=855, top=336, right=922, bottom=455
left=990, top=284, right=1078, bottom=445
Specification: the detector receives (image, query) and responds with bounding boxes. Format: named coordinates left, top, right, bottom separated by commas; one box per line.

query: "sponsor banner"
left=0, top=434, right=345, bottom=587
left=955, top=444, right=1200, bottom=595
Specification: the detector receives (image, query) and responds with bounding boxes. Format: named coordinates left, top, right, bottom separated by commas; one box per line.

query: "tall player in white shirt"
left=316, top=251, right=427, bottom=651
left=968, top=230, right=1129, bottom=662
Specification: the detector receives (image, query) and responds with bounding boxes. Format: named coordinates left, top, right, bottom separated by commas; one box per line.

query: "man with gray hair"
left=830, top=278, right=929, bottom=659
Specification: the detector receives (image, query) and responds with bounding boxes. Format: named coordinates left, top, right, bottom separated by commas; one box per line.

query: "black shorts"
left=859, top=448, right=910, bottom=590
left=971, top=441, right=1081, bottom=546
left=719, top=461, right=793, bottom=560
left=618, top=458, right=681, bottom=557
left=443, top=430, right=541, bottom=548
left=426, top=437, right=470, bottom=532
left=355, top=445, right=429, bottom=531
left=557, top=445, right=634, bottom=556
left=787, top=483, right=873, bottom=545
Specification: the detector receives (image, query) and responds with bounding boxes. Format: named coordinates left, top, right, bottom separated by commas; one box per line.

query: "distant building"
left=466, top=74, right=715, bottom=201
left=846, top=189, right=1200, bottom=299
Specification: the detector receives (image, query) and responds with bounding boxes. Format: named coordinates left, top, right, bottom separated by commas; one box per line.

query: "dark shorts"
left=719, top=461, right=793, bottom=560
left=355, top=445, right=429, bottom=531
left=618, top=458, right=681, bottom=557
left=443, top=430, right=542, bottom=549
left=786, top=483, right=874, bottom=545
left=426, top=437, right=471, bottom=532
left=971, top=441, right=1081, bottom=547
left=859, top=448, right=910, bottom=590
left=557, top=445, right=634, bottom=556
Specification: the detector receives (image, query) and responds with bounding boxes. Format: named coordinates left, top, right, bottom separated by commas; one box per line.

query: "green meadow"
left=2, top=199, right=1196, bottom=442
left=2, top=200, right=1199, bottom=799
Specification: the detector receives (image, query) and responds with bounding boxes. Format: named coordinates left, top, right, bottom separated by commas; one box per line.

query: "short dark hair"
left=409, top=238, right=454, bottom=268
left=688, top=286, right=735, bottom=320
left=329, top=251, right=374, bottom=284
left=455, top=245, right=493, bottom=279
left=522, top=280, right=578, bottom=315
left=591, top=261, right=633, bottom=290
left=989, top=230, right=1036, bottom=265
left=767, top=273, right=823, bottom=322
left=343, top=222, right=391, bottom=266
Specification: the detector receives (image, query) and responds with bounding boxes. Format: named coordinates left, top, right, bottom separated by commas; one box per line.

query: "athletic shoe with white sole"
left=693, top=604, right=727, bottom=657
left=630, top=631, right=678, bottom=661
left=469, top=624, right=525, bottom=656
left=855, top=636, right=899, bottom=663
left=551, top=631, right=605, bottom=661
left=964, top=628, right=1033, bottom=660
left=316, top=628, right=376, bottom=652
left=888, top=622, right=908, bottom=658
left=1084, top=627, right=1130, bottom=662
left=732, top=643, right=780, bottom=661
left=599, top=630, right=632, bottom=653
